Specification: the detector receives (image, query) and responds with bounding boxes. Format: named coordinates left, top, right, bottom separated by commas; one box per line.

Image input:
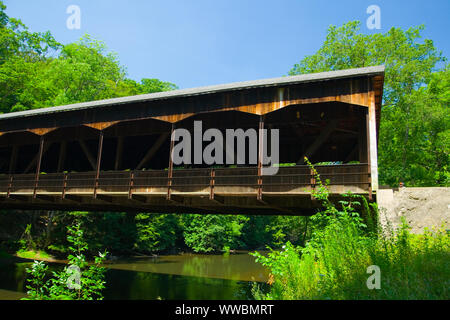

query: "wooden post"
left=115, top=136, right=124, bottom=171
left=136, top=133, right=169, bottom=170
left=7, top=175, right=13, bottom=198
left=257, top=116, right=264, bottom=201
left=128, top=171, right=134, bottom=199
left=310, top=168, right=316, bottom=190
left=78, top=140, right=96, bottom=170
left=33, top=136, right=44, bottom=198
left=93, top=131, right=104, bottom=199
left=366, top=112, right=372, bottom=200
left=367, top=79, right=378, bottom=198
left=9, top=145, right=18, bottom=174
left=209, top=168, right=215, bottom=200
left=167, top=124, right=175, bottom=200
left=298, top=119, right=338, bottom=164
left=358, top=117, right=368, bottom=164
left=24, top=142, right=52, bottom=174
left=62, top=172, right=68, bottom=199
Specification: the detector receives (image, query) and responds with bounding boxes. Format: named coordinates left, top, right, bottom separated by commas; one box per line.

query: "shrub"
left=252, top=159, right=450, bottom=300
left=23, top=221, right=108, bottom=300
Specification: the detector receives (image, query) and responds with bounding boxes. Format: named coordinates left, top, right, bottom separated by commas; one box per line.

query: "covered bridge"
left=0, top=66, right=384, bottom=214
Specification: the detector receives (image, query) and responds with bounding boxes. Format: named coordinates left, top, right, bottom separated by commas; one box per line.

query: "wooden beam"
left=64, top=195, right=83, bottom=203
left=97, top=194, right=113, bottom=203
left=33, top=137, right=44, bottom=198
left=169, top=194, right=184, bottom=204
left=78, top=140, right=96, bottom=170
left=24, top=142, right=52, bottom=173
left=114, top=136, right=124, bottom=171
left=130, top=194, right=147, bottom=203
left=36, top=194, right=54, bottom=202
left=209, top=194, right=225, bottom=205
left=344, top=143, right=358, bottom=163
left=298, top=119, right=338, bottom=164
left=136, top=133, right=169, bottom=170
left=93, top=132, right=104, bottom=198
left=10, top=194, right=29, bottom=201
left=367, top=85, right=379, bottom=191
left=257, top=116, right=264, bottom=201
left=167, top=125, right=175, bottom=200
left=260, top=195, right=295, bottom=215
left=57, top=142, right=67, bottom=173
left=358, top=117, right=368, bottom=163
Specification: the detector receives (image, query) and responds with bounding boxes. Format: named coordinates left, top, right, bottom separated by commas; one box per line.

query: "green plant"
left=24, top=261, right=49, bottom=300
left=23, top=220, right=108, bottom=300
left=252, top=160, right=450, bottom=300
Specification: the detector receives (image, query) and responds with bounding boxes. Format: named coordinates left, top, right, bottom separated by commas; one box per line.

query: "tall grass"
left=252, top=160, right=449, bottom=300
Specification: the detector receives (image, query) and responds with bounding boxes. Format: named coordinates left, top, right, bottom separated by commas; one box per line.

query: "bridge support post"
left=257, top=116, right=264, bottom=201
left=33, top=136, right=44, bottom=199
left=62, top=172, right=68, bottom=199
left=209, top=168, right=215, bottom=200
left=167, top=124, right=175, bottom=201
left=7, top=175, right=13, bottom=198
left=366, top=112, right=373, bottom=201
left=93, top=131, right=104, bottom=199
left=366, top=78, right=378, bottom=200
left=128, top=171, right=134, bottom=199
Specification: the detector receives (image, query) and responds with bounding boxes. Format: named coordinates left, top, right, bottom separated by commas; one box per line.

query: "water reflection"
left=107, top=252, right=269, bottom=282
left=103, top=270, right=258, bottom=300
left=0, top=252, right=269, bottom=300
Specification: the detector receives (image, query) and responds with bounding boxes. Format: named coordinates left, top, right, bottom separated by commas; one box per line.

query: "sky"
left=3, top=0, right=450, bottom=89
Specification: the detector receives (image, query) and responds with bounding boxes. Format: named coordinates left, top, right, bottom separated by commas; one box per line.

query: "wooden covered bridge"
left=0, top=66, right=384, bottom=215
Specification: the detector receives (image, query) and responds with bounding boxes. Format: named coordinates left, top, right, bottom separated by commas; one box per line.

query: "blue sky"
left=3, top=0, right=449, bottom=89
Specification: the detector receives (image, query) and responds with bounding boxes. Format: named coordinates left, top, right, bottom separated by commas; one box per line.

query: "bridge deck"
left=0, top=164, right=370, bottom=214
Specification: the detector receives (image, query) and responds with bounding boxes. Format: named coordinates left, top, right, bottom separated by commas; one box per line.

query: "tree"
left=134, top=213, right=180, bottom=252
left=0, top=1, right=60, bottom=113
left=182, top=214, right=249, bottom=253
left=0, top=2, right=177, bottom=114
left=289, top=21, right=448, bottom=186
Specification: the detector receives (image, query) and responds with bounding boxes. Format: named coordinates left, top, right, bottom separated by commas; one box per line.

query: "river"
left=0, top=251, right=270, bottom=300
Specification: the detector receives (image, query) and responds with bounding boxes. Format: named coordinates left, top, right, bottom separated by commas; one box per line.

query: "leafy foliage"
left=0, top=1, right=177, bottom=114
left=135, top=213, right=180, bottom=252
left=23, top=220, right=108, bottom=300
left=289, top=21, right=448, bottom=187
left=252, top=163, right=449, bottom=300
left=182, top=214, right=249, bottom=253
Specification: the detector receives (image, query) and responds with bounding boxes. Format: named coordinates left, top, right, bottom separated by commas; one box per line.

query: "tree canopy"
left=0, top=1, right=177, bottom=114
left=289, top=21, right=449, bottom=187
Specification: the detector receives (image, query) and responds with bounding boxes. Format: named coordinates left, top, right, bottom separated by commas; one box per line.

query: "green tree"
left=182, top=214, right=249, bottom=253
left=0, top=2, right=177, bottom=114
left=139, top=78, right=178, bottom=93
left=134, top=213, right=181, bottom=252
left=0, top=1, right=60, bottom=113
left=289, top=21, right=448, bottom=186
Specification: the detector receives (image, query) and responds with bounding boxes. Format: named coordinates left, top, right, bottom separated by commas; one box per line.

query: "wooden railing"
left=0, top=164, right=370, bottom=199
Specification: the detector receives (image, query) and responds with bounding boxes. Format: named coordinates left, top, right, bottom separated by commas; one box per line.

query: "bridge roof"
left=0, top=65, right=385, bottom=121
